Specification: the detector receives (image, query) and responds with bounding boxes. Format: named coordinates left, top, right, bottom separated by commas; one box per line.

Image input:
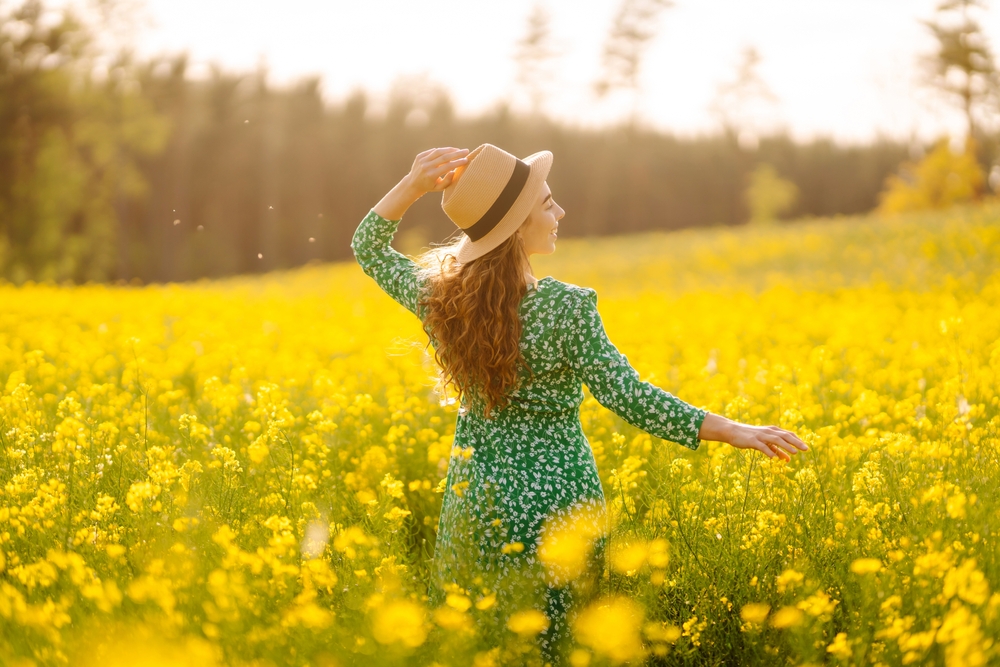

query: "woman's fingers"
left=417, top=146, right=458, bottom=161
left=731, top=424, right=810, bottom=460
left=428, top=152, right=469, bottom=175
left=432, top=156, right=468, bottom=174
left=415, top=147, right=441, bottom=160
left=432, top=170, right=458, bottom=191
left=774, top=443, right=793, bottom=460
left=427, top=169, right=458, bottom=191
left=767, top=440, right=792, bottom=461
left=405, top=148, right=470, bottom=194
left=752, top=431, right=800, bottom=461
left=782, top=432, right=809, bottom=451
left=768, top=435, right=800, bottom=456
left=763, top=427, right=809, bottom=453
left=755, top=441, right=776, bottom=458
left=420, top=147, right=468, bottom=167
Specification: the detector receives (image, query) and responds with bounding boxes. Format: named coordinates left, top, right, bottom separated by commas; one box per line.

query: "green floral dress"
left=352, top=209, right=707, bottom=657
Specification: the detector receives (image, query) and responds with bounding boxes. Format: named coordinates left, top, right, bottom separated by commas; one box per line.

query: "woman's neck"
left=522, top=258, right=537, bottom=290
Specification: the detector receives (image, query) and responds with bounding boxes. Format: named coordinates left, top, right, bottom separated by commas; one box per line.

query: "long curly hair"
left=415, top=230, right=535, bottom=419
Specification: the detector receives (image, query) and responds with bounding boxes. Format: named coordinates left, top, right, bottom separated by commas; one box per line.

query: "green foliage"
left=745, top=163, right=798, bottom=225
left=0, top=1, right=167, bottom=284
left=877, top=138, right=984, bottom=215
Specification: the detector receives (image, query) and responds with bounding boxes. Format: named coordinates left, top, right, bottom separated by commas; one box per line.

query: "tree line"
left=0, top=0, right=932, bottom=284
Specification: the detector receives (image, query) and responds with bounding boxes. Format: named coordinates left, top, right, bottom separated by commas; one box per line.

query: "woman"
left=352, top=145, right=808, bottom=660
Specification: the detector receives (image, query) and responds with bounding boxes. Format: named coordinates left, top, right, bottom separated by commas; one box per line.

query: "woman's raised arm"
left=373, top=147, right=469, bottom=220
left=351, top=148, right=469, bottom=315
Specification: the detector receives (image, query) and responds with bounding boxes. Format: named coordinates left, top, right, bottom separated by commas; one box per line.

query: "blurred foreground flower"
left=507, top=609, right=550, bottom=638
left=78, top=625, right=219, bottom=667
left=538, top=502, right=608, bottom=584
left=301, top=519, right=330, bottom=559
left=740, top=603, right=771, bottom=625
left=372, top=600, right=428, bottom=647
left=850, top=558, right=883, bottom=575
left=770, top=606, right=804, bottom=629
left=574, top=597, right=645, bottom=664
left=826, top=632, right=853, bottom=660
left=611, top=537, right=669, bottom=575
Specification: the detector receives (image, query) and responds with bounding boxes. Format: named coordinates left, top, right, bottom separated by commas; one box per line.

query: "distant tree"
left=878, top=137, right=984, bottom=214
left=594, top=0, right=672, bottom=122
left=513, top=2, right=557, bottom=116
left=709, top=46, right=780, bottom=150
left=920, top=0, right=998, bottom=145
left=745, top=163, right=798, bottom=225
left=83, top=0, right=148, bottom=53
left=0, top=0, right=165, bottom=283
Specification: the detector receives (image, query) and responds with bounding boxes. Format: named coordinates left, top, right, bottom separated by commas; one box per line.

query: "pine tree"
left=921, top=0, right=997, bottom=145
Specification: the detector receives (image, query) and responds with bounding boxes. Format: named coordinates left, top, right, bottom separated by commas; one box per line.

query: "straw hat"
left=441, top=143, right=553, bottom=263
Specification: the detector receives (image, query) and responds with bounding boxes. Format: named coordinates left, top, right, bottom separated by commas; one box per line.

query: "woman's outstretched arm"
left=569, top=286, right=808, bottom=460
left=568, top=286, right=708, bottom=450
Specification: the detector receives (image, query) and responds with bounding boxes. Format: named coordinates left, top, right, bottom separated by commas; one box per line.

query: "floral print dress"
left=351, top=209, right=707, bottom=657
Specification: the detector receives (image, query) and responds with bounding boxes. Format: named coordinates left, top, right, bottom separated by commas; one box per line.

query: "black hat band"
left=462, top=159, right=530, bottom=242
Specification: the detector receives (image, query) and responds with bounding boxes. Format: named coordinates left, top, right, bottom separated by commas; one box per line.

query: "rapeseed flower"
left=1, top=206, right=998, bottom=665
left=574, top=597, right=645, bottom=663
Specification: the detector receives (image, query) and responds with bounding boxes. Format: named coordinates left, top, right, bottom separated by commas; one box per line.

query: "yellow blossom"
left=770, top=606, right=804, bottom=629
left=826, top=632, right=852, bottom=660
left=850, top=558, right=883, bottom=575
left=538, top=503, right=607, bottom=584
left=501, top=541, right=524, bottom=555
left=776, top=569, right=804, bottom=593
left=612, top=540, right=649, bottom=574
left=574, top=597, right=645, bottom=664
left=372, top=600, right=428, bottom=647
left=740, top=603, right=771, bottom=625
left=507, top=609, right=550, bottom=637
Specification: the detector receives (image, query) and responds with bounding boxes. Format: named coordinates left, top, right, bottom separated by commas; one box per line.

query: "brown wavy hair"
left=415, top=230, right=535, bottom=419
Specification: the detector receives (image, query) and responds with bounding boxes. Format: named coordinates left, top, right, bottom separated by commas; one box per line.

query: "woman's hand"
left=373, top=147, right=470, bottom=221
left=699, top=412, right=809, bottom=461
left=727, top=423, right=809, bottom=461
left=406, top=147, right=470, bottom=194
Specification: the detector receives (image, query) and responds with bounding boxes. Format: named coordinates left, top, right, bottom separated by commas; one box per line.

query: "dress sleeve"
left=350, top=209, right=424, bottom=317
left=567, top=287, right=707, bottom=451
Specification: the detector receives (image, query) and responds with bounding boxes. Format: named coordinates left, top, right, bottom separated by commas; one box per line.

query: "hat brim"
left=453, top=150, right=553, bottom=264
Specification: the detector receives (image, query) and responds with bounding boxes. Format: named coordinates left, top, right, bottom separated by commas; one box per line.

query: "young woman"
left=352, top=144, right=809, bottom=660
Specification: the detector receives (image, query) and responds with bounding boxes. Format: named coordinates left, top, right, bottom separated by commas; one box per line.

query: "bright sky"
left=107, top=0, right=1000, bottom=143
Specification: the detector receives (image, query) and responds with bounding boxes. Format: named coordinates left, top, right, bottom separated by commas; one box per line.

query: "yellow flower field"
left=1, top=206, right=998, bottom=666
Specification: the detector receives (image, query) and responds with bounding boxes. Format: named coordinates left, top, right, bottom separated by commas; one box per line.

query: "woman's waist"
left=460, top=398, right=581, bottom=424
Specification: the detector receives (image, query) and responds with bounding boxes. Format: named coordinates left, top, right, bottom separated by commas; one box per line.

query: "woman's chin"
left=526, top=241, right=557, bottom=255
